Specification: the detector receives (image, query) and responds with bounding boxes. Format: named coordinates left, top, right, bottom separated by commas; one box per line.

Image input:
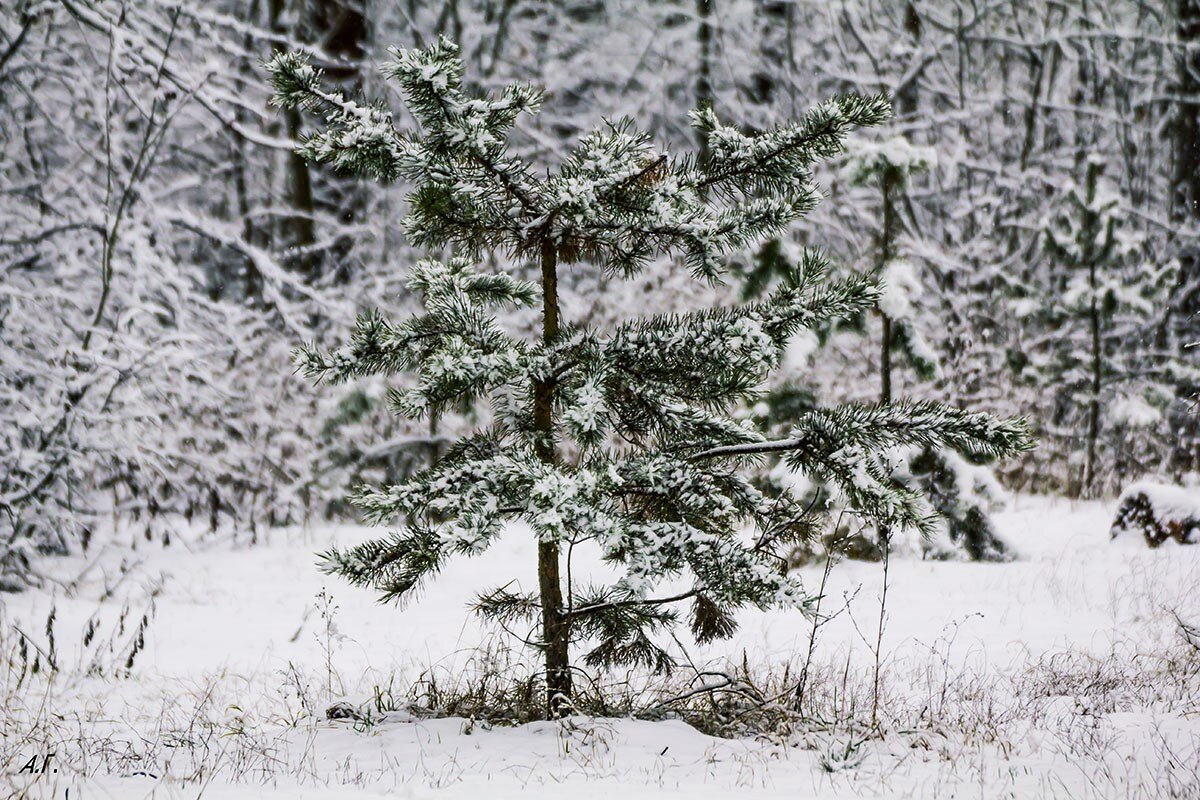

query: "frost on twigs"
left=273, top=38, right=1031, bottom=679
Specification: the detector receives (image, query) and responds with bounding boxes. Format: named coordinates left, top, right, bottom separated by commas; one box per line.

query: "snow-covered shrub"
left=1110, top=481, right=1200, bottom=548
left=904, top=447, right=1012, bottom=562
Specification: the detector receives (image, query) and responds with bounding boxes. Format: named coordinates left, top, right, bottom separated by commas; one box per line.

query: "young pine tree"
left=1036, top=158, right=1180, bottom=496
left=267, top=39, right=1032, bottom=718
left=845, top=137, right=1011, bottom=561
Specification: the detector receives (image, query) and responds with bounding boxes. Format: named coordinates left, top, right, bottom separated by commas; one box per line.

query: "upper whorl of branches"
left=268, top=39, right=890, bottom=279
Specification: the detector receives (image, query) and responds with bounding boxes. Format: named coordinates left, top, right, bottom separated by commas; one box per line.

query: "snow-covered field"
left=3, top=496, right=1199, bottom=799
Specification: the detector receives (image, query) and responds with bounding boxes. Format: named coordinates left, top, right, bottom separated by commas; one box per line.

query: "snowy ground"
left=3, top=495, right=1199, bottom=799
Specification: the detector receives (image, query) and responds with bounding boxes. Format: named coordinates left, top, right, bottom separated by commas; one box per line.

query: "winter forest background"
left=5, top=2, right=1200, bottom=797
left=5, top=0, right=1200, bottom=588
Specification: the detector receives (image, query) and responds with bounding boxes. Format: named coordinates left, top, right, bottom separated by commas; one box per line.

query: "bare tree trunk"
left=283, top=111, right=318, bottom=276
left=232, top=0, right=264, bottom=304
left=1168, top=0, right=1200, bottom=471
left=482, top=0, right=517, bottom=77
left=534, top=235, right=572, bottom=718
left=312, top=0, right=367, bottom=285
left=1075, top=160, right=1105, bottom=498
left=877, top=3, right=919, bottom=406
left=897, top=1, right=920, bottom=118
left=1019, top=48, right=1045, bottom=172
left=1174, top=0, right=1200, bottom=234
left=270, top=0, right=319, bottom=279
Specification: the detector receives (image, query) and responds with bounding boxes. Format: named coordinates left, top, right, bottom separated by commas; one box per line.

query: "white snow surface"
left=4, top=496, right=1200, bottom=799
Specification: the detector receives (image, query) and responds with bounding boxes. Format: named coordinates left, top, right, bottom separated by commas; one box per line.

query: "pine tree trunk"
left=879, top=163, right=901, bottom=405
left=696, top=0, right=713, bottom=162
left=534, top=234, right=572, bottom=717
left=880, top=315, right=893, bottom=404
left=878, top=4, right=918, bottom=408
left=1082, top=160, right=1104, bottom=498
left=1085, top=283, right=1101, bottom=497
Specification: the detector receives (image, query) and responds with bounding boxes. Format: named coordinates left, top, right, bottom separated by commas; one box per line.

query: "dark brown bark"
left=270, top=0, right=319, bottom=278
left=268, top=0, right=367, bottom=284
left=312, top=0, right=368, bottom=285
left=283, top=110, right=319, bottom=277
left=312, top=0, right=367, bottom=74
left=534, top=235, right=572, bottom=718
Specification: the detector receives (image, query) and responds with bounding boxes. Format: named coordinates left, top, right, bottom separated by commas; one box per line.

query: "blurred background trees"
left=2, top=0, right=1197, bottom=584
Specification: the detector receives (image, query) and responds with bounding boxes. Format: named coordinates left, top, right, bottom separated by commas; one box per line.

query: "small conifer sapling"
left=268, top=39, right=1033, bottom=718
